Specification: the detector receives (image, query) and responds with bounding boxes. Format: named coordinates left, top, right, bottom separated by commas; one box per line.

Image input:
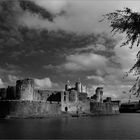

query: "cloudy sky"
left=0, top=0, right=140, bottom=102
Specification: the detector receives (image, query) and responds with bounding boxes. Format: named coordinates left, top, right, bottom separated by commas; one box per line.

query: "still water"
left=0, top=113, right=140, bottom=139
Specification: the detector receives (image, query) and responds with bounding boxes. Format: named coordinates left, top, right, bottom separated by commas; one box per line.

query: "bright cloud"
left=34, top=77, right=52, bottom=89
left=34, top=77, right=59, bottom=89
left=8, top=75, right=20, bottom=84
left=63, top=53, right=108, bottom=71
left=114, top=44, right=139, bottom=72
left=87, top=75, right=104, bottom=83
left=75, top=44, right=106, bottom=52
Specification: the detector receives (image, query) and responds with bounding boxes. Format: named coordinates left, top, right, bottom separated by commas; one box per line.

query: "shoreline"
left=2, top=112, right=120, bottom=120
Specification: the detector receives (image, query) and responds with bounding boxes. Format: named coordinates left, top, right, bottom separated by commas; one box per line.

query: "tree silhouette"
left=101, top=7, right=140, bottom=96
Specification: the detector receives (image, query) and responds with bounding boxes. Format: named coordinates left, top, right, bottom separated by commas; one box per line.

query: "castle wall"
left=0, top=100, right=119, bottom=118
left=61, top=100, right=90, bottom=113
left=61, top=89, right=89, bottom=113
left=0, top=100, right=61, bottom=118
left=69, top=90, right=77, bottom=102
left=47, top=92, right=61, bottom=102
left=34, top=90, right=51, bottom=101
left=34, top=90, right=62, bottom=102
left=78, top=92, right=87, bottom=101
left=90, top=102, right=119, bottom=115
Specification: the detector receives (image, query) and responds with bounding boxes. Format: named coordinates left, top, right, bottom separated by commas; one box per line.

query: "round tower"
left=95, top=87, right=103, bottom=102
left=75, top=82, right=82, bottom=93
left=16, top=78, right=34, bottom=101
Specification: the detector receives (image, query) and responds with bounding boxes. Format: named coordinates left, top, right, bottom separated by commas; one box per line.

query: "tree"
left=101, top=8, right=140, bottom=96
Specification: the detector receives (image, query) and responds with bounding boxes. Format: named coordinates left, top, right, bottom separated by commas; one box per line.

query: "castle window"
left=64, top=96, right=66, bottom=101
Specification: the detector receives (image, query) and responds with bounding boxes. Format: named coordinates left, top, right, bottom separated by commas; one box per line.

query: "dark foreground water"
left=0, top=113, right=140, bottom=139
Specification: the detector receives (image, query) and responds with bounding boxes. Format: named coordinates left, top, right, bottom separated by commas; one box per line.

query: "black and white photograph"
left=0, top=0, right=140, bottom=139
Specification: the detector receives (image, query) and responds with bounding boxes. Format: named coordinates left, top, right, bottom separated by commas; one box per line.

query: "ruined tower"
left=95, top=87, right=103, bottom=102
left=75, top=82, right=82, bottom=93
left=16, top=78, right=34, bottom=101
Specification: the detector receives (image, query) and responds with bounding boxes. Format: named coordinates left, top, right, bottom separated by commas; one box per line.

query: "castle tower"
left=95, top=87, right=103, bottom=102
left=16, top=78, right=34, bottom=101
left=75, top=82, right=82, bottom=93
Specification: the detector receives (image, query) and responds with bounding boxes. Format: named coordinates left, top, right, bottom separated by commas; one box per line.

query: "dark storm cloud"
left=0, top=0, right=56, bottom=50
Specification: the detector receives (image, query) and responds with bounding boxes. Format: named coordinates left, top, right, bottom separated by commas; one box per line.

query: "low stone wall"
left=90, top=102, right=119, bottom=115
left=0, top=100, right=61, bottom=118
left=61, top=100, right=90, bottom=114
left=0, top=100, right=119, bottom=118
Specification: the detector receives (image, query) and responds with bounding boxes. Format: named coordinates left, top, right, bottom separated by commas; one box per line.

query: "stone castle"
left=0, top=78, right=61, bottom=102
left=0, top=78, right=120, bottom=118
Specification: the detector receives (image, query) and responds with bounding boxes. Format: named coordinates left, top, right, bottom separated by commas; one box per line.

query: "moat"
left=0, top=113, right=140, bottom=139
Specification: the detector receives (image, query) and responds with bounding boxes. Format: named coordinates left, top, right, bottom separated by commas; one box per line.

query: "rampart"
left=0, top=100, right=119, bottom=118
left=0, top=100, right=61, bottom=118
left=90, top=102, right=120, bottom=115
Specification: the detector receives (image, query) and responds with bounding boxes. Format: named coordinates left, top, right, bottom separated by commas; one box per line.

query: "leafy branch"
left=101, top=8, right=140, bottom=96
